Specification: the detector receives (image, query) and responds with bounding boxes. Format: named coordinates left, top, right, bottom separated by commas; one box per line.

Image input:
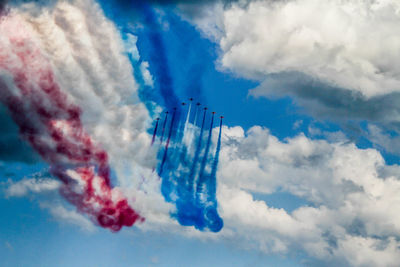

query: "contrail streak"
left=159, top=111, right=169, bottom=144
left=187, top=108, right=207, bottom=194
left=183, top=100, right=192, bottom=136
left=196, top=112, right=214, bottom=197
left=209, top=117, right=223, bottom=202
left=158, top=108, right=176, bottom=176
left=151, top=118, right=159, bottom=145
left=185, top=102, right=200, bottom=153
left=203, top=116, right=224, bottom=232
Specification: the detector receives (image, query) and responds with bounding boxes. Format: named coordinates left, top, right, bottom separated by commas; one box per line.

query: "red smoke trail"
left=0, top=15, right=143, bottom=231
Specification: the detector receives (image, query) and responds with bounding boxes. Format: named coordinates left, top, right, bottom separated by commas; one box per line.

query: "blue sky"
left=2, top=0, right=400, bottom=266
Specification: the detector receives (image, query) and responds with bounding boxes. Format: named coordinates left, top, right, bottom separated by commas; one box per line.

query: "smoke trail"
left=196, top=112, right=214, bottom=197
left=193, top=103, right=201, bottom=126
left=100, top=0, right=181, bottom=115
left=173, top=109, right=212, bottom=231
left=136, top=1, right=181, bottom=114
left=152, top=112, right=167, bottom=173
left=158, top=108, right=177, bottom=176
left=172, top=103, right=187, bottom=147
left=184, top=102, right=200, bottom=154
left=183, top=100, right=192, bottom=135
left=0, top=13, right=143, bottom=231
left=187, top=108, right=207, bottom=194
left=175, top=114, right=223, bottom=232
left=159, top=111, right=169, bottom=144
left=203, top=116, right=224, bottom=232
left=151, top=118, right=159, bottom=145
left=95, top=0, right=224, bottom=232
left=210, top=117, right=223, bottom=196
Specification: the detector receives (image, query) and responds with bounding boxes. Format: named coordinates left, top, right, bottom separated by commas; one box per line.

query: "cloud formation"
left=216, top=125, right=400, bottom=266
left=217, top=0, right=400, bottom=96
left=42, top=203, right=97, bottom=232
left=187, top=0, right=400, bottom=132
left=5, top=177, right=61, bottom=197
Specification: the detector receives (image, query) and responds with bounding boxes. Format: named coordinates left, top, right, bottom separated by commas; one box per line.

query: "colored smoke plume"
left=0, top=13, right=143, bottom=231
left=153, top=101, right=223, bottom=232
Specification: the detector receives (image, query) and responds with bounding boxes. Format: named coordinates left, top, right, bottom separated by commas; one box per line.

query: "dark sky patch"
left=0, top=104, right=40, bottom=164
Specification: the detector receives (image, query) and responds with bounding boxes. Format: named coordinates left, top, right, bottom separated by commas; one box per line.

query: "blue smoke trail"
left=171, top=108, right=208, bottom=230
left=187, top=108, right=207, bottom=194
left=159, top=111, right=169, bottom=144
left=183, top=100, right=192, bottom=134
left=184, top=102, right=199, bottom=154
left=139, top=3, right=181, bottom=115
left=193, top=103, right=201, bottom=126
left=210, top=118, right=223, bottom=197
left=173, top=103, right=188, bottom=147
left=98, top=0, right=224, bottom=232
left=159, top=108, right=177, bottom=176
left=151, top=118, right=159, bottom=146
left=203, top=117, right=224, bottom=232
left=196, top=112, right=214, bottom=198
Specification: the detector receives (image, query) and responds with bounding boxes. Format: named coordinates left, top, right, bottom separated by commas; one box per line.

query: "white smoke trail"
left=183, top=101, right=192, bottom=134
left=4, top=0, right=173, bottom=226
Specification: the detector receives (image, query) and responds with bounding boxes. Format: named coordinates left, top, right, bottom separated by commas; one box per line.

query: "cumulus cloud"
left=216, top=0, right=400, bottom=96
left=214, top=125, right=400, bottom=266
left=5, top=121, right=400, bottom=266
left=2, top=173, right=94, bottom=231
left=186, top=0, right=400, bottom=131
left=4, top=177, right=61, bottom=197
left=366, top=124, right=400, bottom=155
left=41, top=202, right=97, bottom=232
left=249, top=72, right=400, bottom=133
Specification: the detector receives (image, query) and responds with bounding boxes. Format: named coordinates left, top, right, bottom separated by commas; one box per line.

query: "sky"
left=2, top=0, right=400, bottom=266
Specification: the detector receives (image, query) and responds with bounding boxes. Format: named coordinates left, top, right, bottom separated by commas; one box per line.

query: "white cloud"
left=5, top=178, right=61, bottom=197
left=2, top=175, right=95, bottom=232
left=214, top=125, right=400, bottom=266
left=211, top=0, right=400, bottom=97
left=41, top=202, right=96, bottom=232
left=140, top=61, right=155, bottom=88
left=125, top=33, right=140, bottom=61
left=125, top=33, right=154, bottom=87
left=186, top=0, right=400, bottom=130
left=367, top=124, right=400, bottom=155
